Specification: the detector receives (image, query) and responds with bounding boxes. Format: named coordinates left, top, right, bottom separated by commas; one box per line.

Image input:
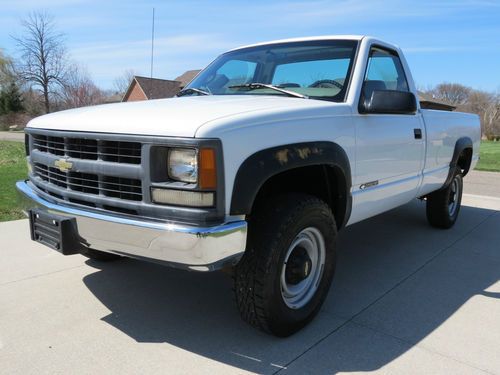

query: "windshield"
left=186, top=40, right=358, bottom=102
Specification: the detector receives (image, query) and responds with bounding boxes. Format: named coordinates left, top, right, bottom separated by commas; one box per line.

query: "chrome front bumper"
left=16, top=181, right=247, bottom=271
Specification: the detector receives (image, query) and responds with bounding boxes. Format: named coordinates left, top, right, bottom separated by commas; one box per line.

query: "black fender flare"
left=230, top=141, right=352, bottom=227
left=443, top=136, right=473, bottom=187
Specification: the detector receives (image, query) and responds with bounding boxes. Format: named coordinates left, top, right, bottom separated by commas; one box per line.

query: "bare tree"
left=113, top=69, right=136, bottom=96
left=430, top=83, right=471, bottom=106
left=12, top=12, right=68, bottom=113
left=422, top=83, right=500, bottom=138
left=0, top=50, right=8, bottom=82
left=482, top=92, right=500, bottom=138
left=61, top=64, right=104, bottom=109
left=455, top=90, right=500, bottom=138
left=22, top=87, right=45, bottom=116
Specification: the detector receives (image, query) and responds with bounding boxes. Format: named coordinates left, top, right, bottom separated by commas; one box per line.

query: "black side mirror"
left=359, top=90, right=417, bottom=114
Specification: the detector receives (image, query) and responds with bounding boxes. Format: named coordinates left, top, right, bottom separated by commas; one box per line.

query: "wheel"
left=234, top=193, right=337, bottom=337
left=426, top=168, right=463, bottom=229
left=79, top=247, right=122, bottom=262
left=309, top=79, right=343, bottom=89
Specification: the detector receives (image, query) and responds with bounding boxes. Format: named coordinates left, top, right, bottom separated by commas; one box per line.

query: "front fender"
left=230, top=141, right=352, bottom=225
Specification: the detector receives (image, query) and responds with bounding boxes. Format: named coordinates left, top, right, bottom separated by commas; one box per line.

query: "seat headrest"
left=363, top=80, right=387, bottom=99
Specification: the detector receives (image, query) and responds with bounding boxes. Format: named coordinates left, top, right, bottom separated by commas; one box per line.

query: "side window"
left=364, top=47, right=409, bottom=92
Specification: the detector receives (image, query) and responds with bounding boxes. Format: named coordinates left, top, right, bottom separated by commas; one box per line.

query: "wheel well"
left=250, top=165, right=349, bottom=229
left=457, top=148, right=472, bottom=176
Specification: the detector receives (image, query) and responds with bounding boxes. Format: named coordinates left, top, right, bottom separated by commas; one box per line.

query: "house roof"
left=174, top=70, right=201, bottom=88
left=123, top=76, right=181, bottom=101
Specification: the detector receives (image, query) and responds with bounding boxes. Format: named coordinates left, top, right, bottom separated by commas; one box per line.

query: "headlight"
left=168, top=148, right=197, bottom=183
left=150, top=146, right=217, bottom=208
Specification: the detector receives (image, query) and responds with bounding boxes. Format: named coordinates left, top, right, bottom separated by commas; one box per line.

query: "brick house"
left=122, top=70, right=201, bottom=102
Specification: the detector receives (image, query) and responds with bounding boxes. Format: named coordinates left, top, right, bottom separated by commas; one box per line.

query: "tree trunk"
left=43, top=85, right=50, bottom=113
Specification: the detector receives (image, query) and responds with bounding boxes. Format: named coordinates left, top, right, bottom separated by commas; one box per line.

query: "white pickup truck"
left=17, top=35, right=480, bottom=336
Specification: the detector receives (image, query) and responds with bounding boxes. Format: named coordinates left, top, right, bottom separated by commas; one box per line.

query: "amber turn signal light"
left=199, top=148, right=217, bottom=189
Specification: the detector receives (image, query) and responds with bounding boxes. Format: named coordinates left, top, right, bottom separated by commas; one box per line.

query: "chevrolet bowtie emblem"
left=54, top=159, right=73, bottom=172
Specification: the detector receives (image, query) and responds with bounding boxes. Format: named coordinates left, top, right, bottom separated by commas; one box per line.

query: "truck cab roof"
left=229, top=35, right=401, bottom=53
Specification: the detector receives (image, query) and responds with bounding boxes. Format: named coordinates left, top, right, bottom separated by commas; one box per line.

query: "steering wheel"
left=309, top=79, right=343, bottom=89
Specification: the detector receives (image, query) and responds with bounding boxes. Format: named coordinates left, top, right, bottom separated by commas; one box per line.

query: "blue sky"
left=1, top=0, right=499, bottom=92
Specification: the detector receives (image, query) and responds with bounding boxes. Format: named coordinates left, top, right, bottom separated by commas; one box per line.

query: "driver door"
left=350, top=46, right=425, bottom=224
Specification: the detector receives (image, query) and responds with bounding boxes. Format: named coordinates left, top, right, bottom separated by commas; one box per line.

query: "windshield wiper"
left=176, top=87, right=211, bottom=97
left=228, top=83, right=308, bottom=99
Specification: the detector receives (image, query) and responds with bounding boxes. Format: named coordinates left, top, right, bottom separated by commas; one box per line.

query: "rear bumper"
left=16, top=180, right=247, bottom=271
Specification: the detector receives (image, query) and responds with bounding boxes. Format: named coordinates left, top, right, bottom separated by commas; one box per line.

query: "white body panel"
left=26, top=35, right=481, bottom=226
left=418, top=109, right=481, bottom=196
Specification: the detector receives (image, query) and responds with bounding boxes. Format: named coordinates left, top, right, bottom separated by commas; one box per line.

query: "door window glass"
left=365, top=48, right=409, bottom=91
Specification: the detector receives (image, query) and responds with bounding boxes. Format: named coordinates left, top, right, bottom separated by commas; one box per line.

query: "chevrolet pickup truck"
left=17, top=35, right=480, bottom=336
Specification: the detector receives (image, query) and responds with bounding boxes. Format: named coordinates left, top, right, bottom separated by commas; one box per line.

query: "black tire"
left=234, top=193, right=337, bottom=337
left=80, top=247, right=122, bottom=262
left=426, top=168, right=463, bottom=229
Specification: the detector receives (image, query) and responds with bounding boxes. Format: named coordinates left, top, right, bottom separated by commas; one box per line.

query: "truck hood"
left=27, top=95, right=335, bottom=138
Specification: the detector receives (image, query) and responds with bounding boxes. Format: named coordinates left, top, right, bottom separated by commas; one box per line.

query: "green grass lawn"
left=0, top=141, right=28, bottom=221
left=476, top=141, right=500, bottom=172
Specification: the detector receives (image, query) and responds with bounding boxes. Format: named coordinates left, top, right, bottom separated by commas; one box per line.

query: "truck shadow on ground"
left=83, top=200, right=499, bottom=374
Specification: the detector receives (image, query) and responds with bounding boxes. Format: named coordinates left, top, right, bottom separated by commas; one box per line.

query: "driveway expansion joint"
left=0, top=264, right=86, bottom=287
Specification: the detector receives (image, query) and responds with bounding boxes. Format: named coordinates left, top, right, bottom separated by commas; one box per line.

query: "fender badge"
left=54, top=159, right=73, bottom=172
left=360, top=180, right=379, bottom=190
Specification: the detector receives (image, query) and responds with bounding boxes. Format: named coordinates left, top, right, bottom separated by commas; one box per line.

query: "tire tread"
left=426, top=167, right=463, bottom=229
left=234, top=193, right=336, bottom=336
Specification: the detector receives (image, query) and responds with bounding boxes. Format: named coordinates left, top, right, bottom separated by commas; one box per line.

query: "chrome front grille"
left=32, top=134, right=141, bottom=164
left=28, top=130, right=144, bottom=216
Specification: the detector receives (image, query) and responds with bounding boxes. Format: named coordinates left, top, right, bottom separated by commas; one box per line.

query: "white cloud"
left=70, top=33, right=237, bottom=88
left=71, top=33, right=236, bottom=61
left=256, top=0, right=500, bottom=26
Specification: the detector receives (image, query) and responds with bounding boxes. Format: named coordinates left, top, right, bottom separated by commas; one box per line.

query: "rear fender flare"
left=443, top=137, right=473, bottom=187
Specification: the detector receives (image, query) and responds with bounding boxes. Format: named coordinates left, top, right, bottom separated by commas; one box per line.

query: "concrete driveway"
left=465, top=170, right=500, bottom=198
left=0, top=131, right=24, bottom=142
left=1, top=182, right=499, bottom=374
